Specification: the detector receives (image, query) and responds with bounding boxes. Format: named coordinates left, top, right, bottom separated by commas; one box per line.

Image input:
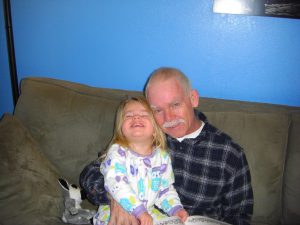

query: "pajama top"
left=101, top=144, right=183, bottom=218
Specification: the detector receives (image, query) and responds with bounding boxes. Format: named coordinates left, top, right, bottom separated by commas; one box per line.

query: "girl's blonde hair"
left=101, top=97, right=166, bottom=159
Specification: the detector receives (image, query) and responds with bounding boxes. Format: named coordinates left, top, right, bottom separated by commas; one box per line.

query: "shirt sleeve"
left=79, top=159, right=109, bottom=205
left=100, top=145, right=146, bottom=218
left=155, top=151, right=183, bottom=216
left=223, top=146, right=254, bottom=225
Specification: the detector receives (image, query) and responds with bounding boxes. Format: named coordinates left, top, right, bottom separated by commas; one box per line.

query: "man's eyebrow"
left=150, top=105, right=158, bottom=109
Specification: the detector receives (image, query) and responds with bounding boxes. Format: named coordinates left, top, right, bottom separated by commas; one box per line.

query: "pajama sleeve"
left=100, top=144, right=147, bottom=218
left=155, top=151, right=183, bottom=216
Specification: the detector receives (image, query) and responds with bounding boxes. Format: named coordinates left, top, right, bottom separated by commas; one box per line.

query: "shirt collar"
left=176, top=121, right=205, bottom=142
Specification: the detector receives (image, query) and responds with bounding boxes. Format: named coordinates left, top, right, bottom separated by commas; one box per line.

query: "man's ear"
left=190, top=89, right=199, bottom=107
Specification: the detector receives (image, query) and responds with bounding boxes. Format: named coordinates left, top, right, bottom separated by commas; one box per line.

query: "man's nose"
left=164, top=108, right=173, bottom=122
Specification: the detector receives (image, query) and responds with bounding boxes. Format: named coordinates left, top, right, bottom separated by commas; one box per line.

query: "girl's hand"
left=139, top=212, right=153, bottom=225
left=175, top=209, right=189, bottom=222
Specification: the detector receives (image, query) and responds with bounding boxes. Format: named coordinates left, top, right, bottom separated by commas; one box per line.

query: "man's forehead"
left=148, top=77, right=180, bottom=92
left=149, top=97, right=182, bottom=109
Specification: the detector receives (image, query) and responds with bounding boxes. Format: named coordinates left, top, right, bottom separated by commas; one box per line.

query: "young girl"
left=93, top=97, right=188, bottom=225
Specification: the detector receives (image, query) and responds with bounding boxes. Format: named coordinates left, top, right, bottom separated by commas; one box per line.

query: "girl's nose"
left=133, top=114, right=141, bottom=119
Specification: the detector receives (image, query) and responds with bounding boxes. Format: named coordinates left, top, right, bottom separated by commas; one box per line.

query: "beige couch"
left=0, top=77, right=299, bottom=225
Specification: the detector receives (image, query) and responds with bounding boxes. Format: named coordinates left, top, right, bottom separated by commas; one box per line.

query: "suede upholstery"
left=0, top=77, right=299, bottom=225
left=0, top=114, right=62, bottom=225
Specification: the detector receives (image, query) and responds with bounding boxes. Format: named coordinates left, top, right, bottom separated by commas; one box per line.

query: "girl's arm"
left=155, top=151, right=188, bottom=221
left=101, top=144, right=148, bottom=219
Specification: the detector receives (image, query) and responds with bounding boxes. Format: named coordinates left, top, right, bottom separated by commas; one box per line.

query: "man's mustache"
left=162, top=119, right=185, bottom=128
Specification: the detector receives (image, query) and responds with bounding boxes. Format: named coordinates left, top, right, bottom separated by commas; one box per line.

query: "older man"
left=80, top=67, right=253, bottom=225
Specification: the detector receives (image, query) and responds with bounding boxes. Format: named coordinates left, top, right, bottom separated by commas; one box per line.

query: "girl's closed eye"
left=140, top=111, right=150, bottom=118
left=124, top=112, right=134, bottom=119
left=125, top=111, right=149, bottom=119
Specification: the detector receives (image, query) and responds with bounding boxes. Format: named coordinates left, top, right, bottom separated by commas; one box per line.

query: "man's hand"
left=174, top=209, right=189, bottom=223
left=139, top=212, right=153, bottom=225
left=108, top=199, right=139, bottom=225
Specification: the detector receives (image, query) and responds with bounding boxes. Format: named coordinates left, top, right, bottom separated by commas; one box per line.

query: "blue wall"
left=1, top=0, right=300, bottom=117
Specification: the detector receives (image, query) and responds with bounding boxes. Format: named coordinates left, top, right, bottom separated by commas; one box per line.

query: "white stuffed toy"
left=58, top=178, right=96, bottom=224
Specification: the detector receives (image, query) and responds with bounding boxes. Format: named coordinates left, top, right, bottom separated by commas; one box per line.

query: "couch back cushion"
left=204, top=112, right=290, bottom=225
left=282, top=112, right=300, bottom=224
left=14, top=77, right=141, bottom=183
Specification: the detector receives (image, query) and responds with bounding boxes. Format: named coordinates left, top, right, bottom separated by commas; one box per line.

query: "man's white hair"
left=144, top=67, right=192, bottom=98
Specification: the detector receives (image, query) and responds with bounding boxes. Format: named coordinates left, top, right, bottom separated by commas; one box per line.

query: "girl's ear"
left=190, top=89, right=199, bottom=107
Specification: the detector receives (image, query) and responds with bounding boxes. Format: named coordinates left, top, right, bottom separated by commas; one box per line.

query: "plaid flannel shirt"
left=167, top=111, right=253, bottom=225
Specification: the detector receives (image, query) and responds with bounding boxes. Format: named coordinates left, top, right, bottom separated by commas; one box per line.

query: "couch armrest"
left=0, top=114, right=63, bottom=225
